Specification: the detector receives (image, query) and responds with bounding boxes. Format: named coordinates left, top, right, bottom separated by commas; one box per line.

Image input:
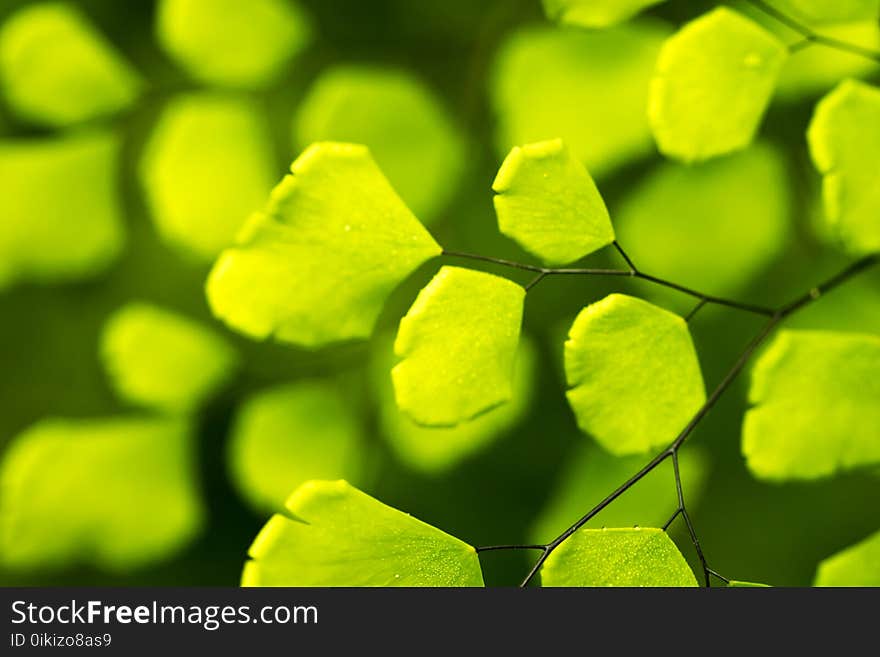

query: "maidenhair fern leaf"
left=540, top=528, right=697, bottom=586
left=228, top=382, right=364, bottom=513
left=743, top=330, right=880, bottom=480
left=493, top=139, right=615, bottom=266
left=392, top=267, right=525, bottom=427
left=565, top=294, right=706, bottom=455
left=0, top=131, right=124, bottom=290
left=542, top=0, right=666, bottom=28
left=728, top=580, right=770, bottom=587
left=156, top=0, right=311, bottom=88
left=0, top=3, right=140, bottom=127
left=648, top=7, right=787, bottom=162
left=0, top=417, right=203, bottom=571
left=206, top=142, right=441, bottom=347
left=100, top=302, right=238, bottom=413
left=242, top=480, right=484, bottom=586
left=140, top=93, right=277, bottom=260
left=814, top=529, right=880, bottom=586
left=295, top=66, right=465, bottom=223
left=772, top=0, right=880, bottom=24
left=807, top=79, right=880, bottom=255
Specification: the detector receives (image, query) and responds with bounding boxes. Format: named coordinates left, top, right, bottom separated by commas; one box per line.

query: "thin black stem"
left=685, top=298, right=708, bottom=322
left=708, top=569, right=731, bottom=584
left=613, top=241, right=637, bottom=273
left=441, top=249, right=546, bottom=273
left=662, top=508, right=682, bottom=531
left=476, top=544, right=546, bottom=553
left=746, top=0, right=880, bottom=63
left=673, top=451, right=711, bottom=587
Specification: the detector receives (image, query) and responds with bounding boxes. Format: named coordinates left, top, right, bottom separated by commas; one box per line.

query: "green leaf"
left=728, top=580, right=770, bottom=587
left=374, top=335, right=536, bottom=473
left=294, top=66, right=465, bottom=223
left=565, top=294, right=705, bottom=455
left=493, top=139, right=615, bottom=266
left=530, top=443, right=709, bottom=542
left=807, top=79, right=880, bottom=255
left=540, top=528, right=698, bottom=586
left=743, top=330, right=880, bottom=480
left=772, top=0, right=879, bottom=24
left=648, top=7, right=787, bottom=162
left=0, top=417, right=203, bottom=571
left=392, top=266, right=525, bottom=427
left=0, top=3, right=140, bottom=127
left=100, top=302, right=238, bottom=413
left=814, top=529, right=880, bottom=586
left=140, top=93, right=277, bottom=260
left=491, top=22, right=671, bottom=178
left=242, top=480, right=484, bottom=586
left=156, top=0, right=311, bottom=88
left=228, top=382, right=364, bottom=513
left=0, top=131, right=125, bottom=290
left=615, top=143, right=791, bottom=299
left=206, top=142, right=441, bottom=347
left=542, top=0, right=666, bottom=28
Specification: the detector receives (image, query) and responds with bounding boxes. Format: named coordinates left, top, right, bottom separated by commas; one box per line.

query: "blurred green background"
left=0, top=0, right=878, bottom=586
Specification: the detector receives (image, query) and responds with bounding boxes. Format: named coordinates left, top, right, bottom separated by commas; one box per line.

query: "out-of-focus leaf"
left=542, top=0, right=666, bottom=28
left=0, top=3, right=140, bottom=127
left=530, top=443, right=709, bottom=542
left=140, top=93, right=277, bottom=260
left=100, top=302, right=237, bottom=413
left=156, top=0, right=311, bottom=88
left=807, top=79, right=880, bottom=255
left=294, top=66, right=465, bottom=223
left=392, top=267, right=524, bottom=427
left=206, top=142, right=441, bottom=347
left=743, top=330, right=880, bottom=480
left=565, top=294, right=705, bottom=455
left=373, top=335, right=536, bottom=474
left=491, top=22, right=671, bottom=177
left=228, top=382, right=363, bottom=513
left=814, top=529, right=880, bottom=586
left=648, top=8, right=787, bottom=161
left=0, top=417, right=203, bottom=571
left=772, top=0, right=879, bottom=24
left=0, top=131, right=124, bottom=289
left=614, top=143, right=791, bottom=297
left=493, top=139, right=614, bottom=266
left=242, top=480, right=484, bottom=586
left=540, top=527, right=697, bottom=586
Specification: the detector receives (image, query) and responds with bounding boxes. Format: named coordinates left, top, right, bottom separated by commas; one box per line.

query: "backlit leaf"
left=648, top=7, right=787, bottom=161
left=206, top=142, right=441, bottom=347
left=540, top=527, right=697, bottom=586
left=728, top=580, right=770, bottom=587
left=807, top=79, right=880, bottom=255
left=242, top=480, right=484, bottom=586
left=0, top=131, right=124, bottom=290
left=565, top=294, right=706, bottom=455
left=0, top=417, right=203, bottom=571
left=542, top=0, right=667, bottom=28
left=228, top=382, right=364, bottom=513
left=140, top=93, right=277, bottom=260
left=156, top=0, right=311, bottom=88
left=392, top=267, right=525, bottom=427
left=493, top=139, right=615, bottom=266
left=743, top=330, right=880, bottom=480
left=814, top=529, right=880, bottom=586
left=100, top=302, right=238, bottom=413
left=772, top=0, right=879, bottom=24
left=294, top=66, right=465, bottom=223
left=0, top=3, right=140, bottom=126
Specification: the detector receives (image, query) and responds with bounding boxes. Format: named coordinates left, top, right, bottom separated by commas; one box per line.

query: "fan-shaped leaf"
left=743, top=330, right=880, bottom=480
left=392, top=267, right=525, bottom=427
left=242, top=480, right=483, bottom=586
left=0, top=417, right=203, bottom=571
left=542, top=0, right=667, bottom=27
left=565, top=294, right=705, bottom=455
left=295, top=66, right=465, bottom=222
left=807, top=79, right=880, bottom=254
left=649, top=7, right=787, bottom=161
left=0, top=3, right=140, bottom=127
left=772, top=0, right=879, bottom=24
left=156, top=0, right=311, bottom=88
left=140, top=93, right=276, bottom=260
left=493, top=139, right=614, bottom=266
left=100, top=302, right=237, bottom=413
left=228, top=382, right=364, bottom=512
left=814, top=529, right=880, bottom=586
left=206, top=142, right=441, bottom=347
left=541, top=527, right=697, bottom=586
